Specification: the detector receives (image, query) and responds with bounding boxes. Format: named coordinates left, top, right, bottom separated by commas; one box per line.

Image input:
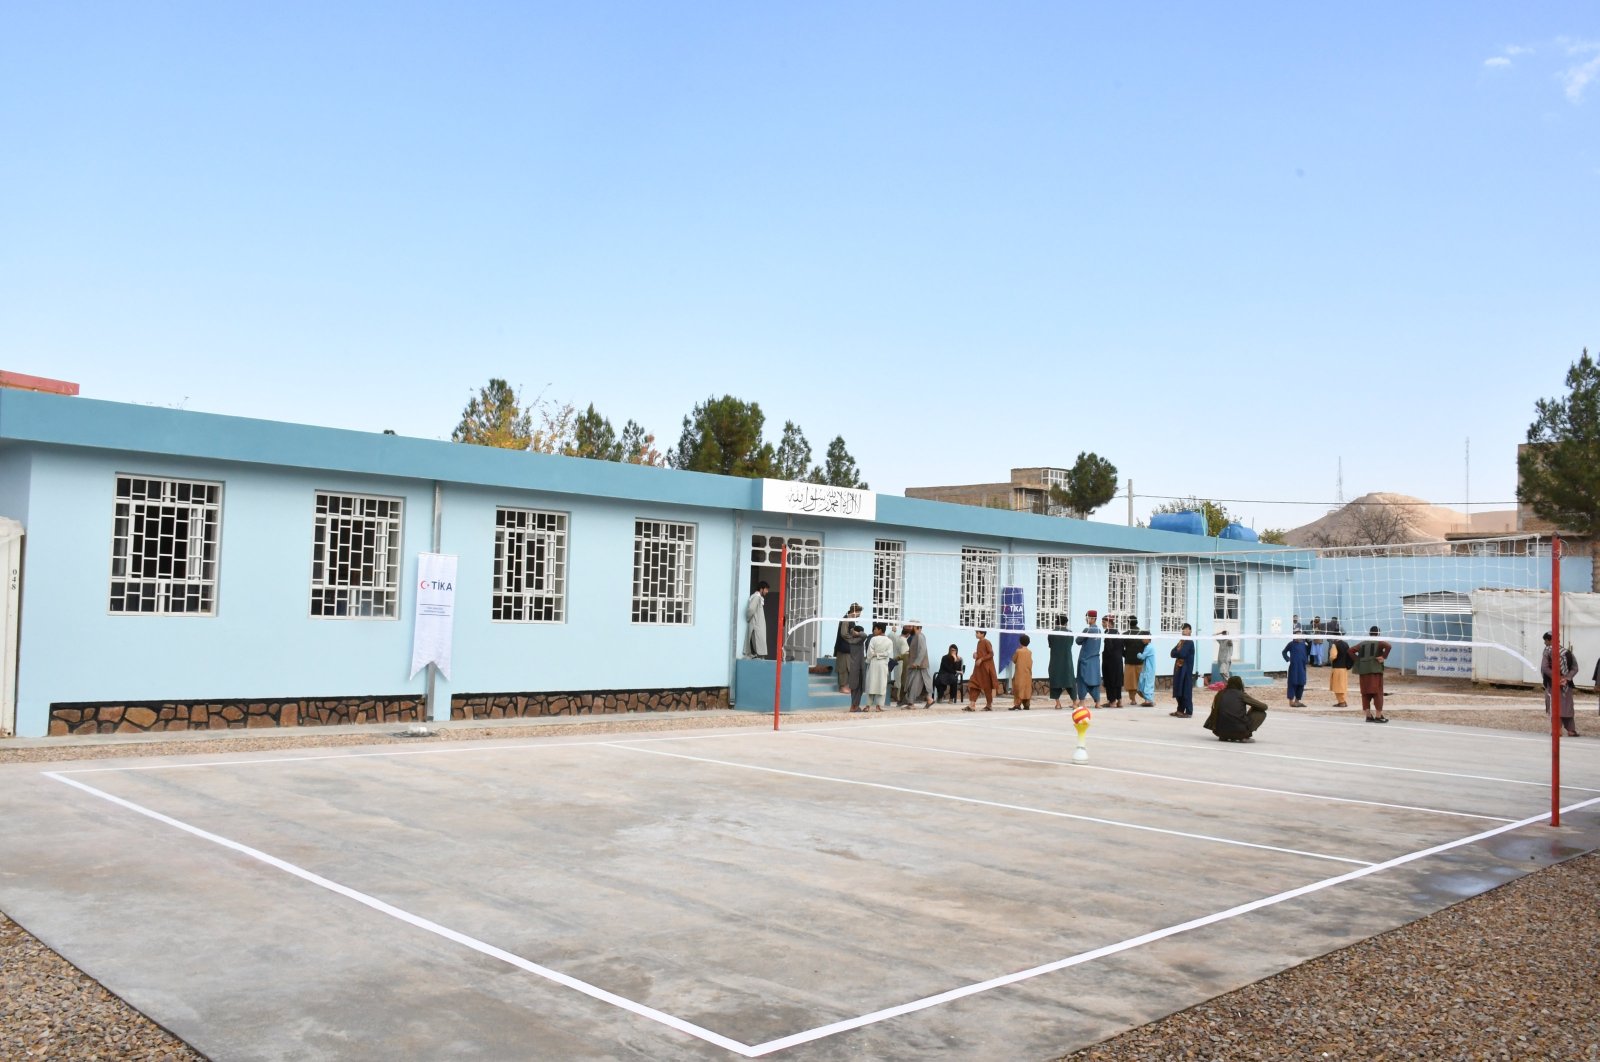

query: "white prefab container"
left=0, top=517, right=20, bottom=736
left=1470, top=588, right=1600, bottom=688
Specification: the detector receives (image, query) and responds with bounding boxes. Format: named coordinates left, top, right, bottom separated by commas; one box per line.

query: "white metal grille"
left=310, top=492, right=402, bottom=618
left=1160, top=564, right=1188, bottom=632
left=493, top=507, right=567, bottom=622
left=959, top=546, right=999, bottom=628
left=1037, top=555, right=1072, bottom=631
left=1213, top=570, right=1241, bottom=621
left=109, top=475, right=221, bottom=615
left=873, top=539, right=904, bottom=622
left=1108, top=559, right=1137, bottom=616
left=633, top=519, right=695, bottom=624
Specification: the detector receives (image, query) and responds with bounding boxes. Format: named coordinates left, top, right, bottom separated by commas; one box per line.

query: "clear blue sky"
left=3, top=2, right=1596, bottom=532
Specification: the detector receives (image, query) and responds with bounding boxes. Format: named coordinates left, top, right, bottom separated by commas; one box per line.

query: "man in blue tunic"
left=1075, top=610, right=1104, bottom=707
left=1170, top=622, right=1196, bottom=717
left=1282, top=635, right=1310, bottom=707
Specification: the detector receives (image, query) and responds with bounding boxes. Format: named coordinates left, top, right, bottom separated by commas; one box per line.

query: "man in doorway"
left=743, top=582, right=769, bottom=658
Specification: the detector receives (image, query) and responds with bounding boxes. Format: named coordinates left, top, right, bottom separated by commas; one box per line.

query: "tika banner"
left=997, top=586, right=1025, bottom=676
left=410, top=553, right=458, bottom=680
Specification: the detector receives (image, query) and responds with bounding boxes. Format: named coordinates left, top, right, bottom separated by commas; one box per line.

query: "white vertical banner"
left=410, top=552, right=458, bottom=680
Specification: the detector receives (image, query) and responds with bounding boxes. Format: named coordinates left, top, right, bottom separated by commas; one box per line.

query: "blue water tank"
left=1218, top=522, right=1259, bottom=542
left=1150, top=511, right=1207, bottom=536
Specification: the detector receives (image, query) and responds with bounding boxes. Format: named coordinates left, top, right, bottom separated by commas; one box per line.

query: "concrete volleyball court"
left=1, top=709, right=1597, bottom=1060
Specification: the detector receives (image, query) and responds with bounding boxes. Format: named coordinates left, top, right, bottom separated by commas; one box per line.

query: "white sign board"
left=1415, top=643, right=1473, bottom=678
left=761, top=479, right=876, bottom=521
left=410, top=552, right=458, bottom=679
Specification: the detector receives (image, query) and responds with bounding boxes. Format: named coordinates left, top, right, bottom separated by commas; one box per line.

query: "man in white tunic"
left=743, top=582, right=769, bottom=658
left=863, top=621, right=893, bottom=710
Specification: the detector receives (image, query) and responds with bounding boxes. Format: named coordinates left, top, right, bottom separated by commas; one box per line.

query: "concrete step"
left=1208, top=665, right=1274, bottom=687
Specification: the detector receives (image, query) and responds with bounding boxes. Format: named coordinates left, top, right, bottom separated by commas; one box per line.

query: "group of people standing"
left=831, top=604, right=937, bottom=712
left=1284, top=626, right=1390, bottom=721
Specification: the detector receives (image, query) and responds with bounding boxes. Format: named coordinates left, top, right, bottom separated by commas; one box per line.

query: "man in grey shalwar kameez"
left=743, top=583, right=769, bottom=658
left=900, top=622, right=933, bottom=708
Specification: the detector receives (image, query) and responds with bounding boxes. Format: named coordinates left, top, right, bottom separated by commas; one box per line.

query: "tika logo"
left=420, top=580, right=454, bottom=591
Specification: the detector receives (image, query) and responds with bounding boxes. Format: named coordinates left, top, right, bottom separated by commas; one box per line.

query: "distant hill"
left=1284, top=493, right=1515, bottom=547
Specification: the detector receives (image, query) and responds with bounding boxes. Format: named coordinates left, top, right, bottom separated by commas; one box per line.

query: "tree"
left=528, top=400, right=577, bottom=455
left=1049, top=452, right=1119, bottom=518
left=618, top=419, right=666, bottom=467
left=1151, top=496, right=1234, bottom=536
left=568, top=404, right=623, bottom=462
left=452, top=379, right=532, bottom=449
left=771, top=421, right=814, bottom=482
left=812, top=436, right=868, bottom=489
left=1259, top=528, right=1289, bottom=545
left=669, top=395, right=775, bottom=477
left=1518, top=347, right=1600, bottom=592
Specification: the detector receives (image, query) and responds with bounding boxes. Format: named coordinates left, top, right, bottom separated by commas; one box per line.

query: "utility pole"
left=1126, top=479, right=1134, bottom=527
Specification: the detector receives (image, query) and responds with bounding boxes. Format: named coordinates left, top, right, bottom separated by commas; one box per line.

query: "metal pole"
left=425, top=481, right=442, bottom=726
left=1550, top=535, right=1562, bottom=826
left=1126, top=479, right=1133, bottom=527
left=773, top=543, right=788, bottom=731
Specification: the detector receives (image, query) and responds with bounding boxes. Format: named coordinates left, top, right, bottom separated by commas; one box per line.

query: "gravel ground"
left=3, top=681, right=1597, bottom=1060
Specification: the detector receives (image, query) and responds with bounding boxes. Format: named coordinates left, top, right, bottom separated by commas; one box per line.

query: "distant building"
left=906, top=467, right=1071, bottom=515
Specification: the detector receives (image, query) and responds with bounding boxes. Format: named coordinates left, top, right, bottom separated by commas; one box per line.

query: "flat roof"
left=0, top=389, right=1304, bottom=564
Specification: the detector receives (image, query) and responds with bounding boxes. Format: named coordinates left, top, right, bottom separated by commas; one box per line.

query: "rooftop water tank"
left=1218, top=522, right=1259, bottom=542
left=1149, top=511, right=1206, bottom=536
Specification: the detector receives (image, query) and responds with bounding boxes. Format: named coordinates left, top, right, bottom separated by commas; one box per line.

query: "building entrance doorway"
left=751, top=531, right=822, bottom=664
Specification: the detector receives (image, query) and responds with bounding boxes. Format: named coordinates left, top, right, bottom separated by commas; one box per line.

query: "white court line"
left=1089, top=735, right=1600, bottom=794
left=47, top=726, right=782, bottom=776
left=932, top=722, right=1600, bottom=794
left=743, top=794, right=1600, bottom=1057
left=41, top=770, right=763, bottom=1058
left=799, top=731, right=1516, bottom=823
left=604, top=743, right=1372, bottom=866
left=40, top=746, right=1600, bottom=1058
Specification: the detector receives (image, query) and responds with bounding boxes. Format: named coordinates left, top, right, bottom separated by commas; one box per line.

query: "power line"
left=1134, top=494, right=1518, bottom=508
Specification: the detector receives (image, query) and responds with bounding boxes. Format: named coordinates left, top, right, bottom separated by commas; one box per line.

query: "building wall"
left=0, top=390, right=1306, bottom=736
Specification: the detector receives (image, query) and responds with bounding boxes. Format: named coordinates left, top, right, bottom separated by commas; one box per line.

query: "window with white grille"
left=109, top=475, right=222, bottom=615
left=1213, top=571, right=1241, bottom=621
left=1037, top=555, right=1072, bottom=631
left=493, top=507, right=567, bottom=622
left=1160, top=564, right=1188, bottom=633
left=959, top=546, right=999, bottom=628
left=873, top=540, right=904, bottom=621
left=633, top=519, right=695, bottom=624
left=310, top=492, right=402, bottom=618
left=1108, top=560, right=1137, bottom=617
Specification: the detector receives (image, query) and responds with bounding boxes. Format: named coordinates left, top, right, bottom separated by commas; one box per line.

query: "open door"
left=0, top=517, right=21, bottom=737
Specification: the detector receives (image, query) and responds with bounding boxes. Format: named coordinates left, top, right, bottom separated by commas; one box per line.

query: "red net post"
left=773, top=543, right=788, bottom=731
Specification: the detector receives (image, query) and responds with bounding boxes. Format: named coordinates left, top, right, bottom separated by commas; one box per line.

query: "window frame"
left=1160, top=564, right=1189, bottom=633
left=492, top=506, right=569, bottom=623
left=107, top=473, right=223, bottom=617
left=632, top=518, right=697, bottom=625
left=959, top=545, right=1000, bottom=629
left=309, top=490, right=404, bottom=620
left=872, top=539, right=905, bottom=623
left=1036, top=555, right=1073, bottom=631
left=1107, top=559, right=1138, bottom=617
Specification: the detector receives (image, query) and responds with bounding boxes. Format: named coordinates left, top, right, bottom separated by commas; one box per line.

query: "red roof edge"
left=0, top=371, right=80, bottom=396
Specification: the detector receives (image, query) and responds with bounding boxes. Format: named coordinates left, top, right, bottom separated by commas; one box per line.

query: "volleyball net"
left=759, top=534, right=1575, bottom=683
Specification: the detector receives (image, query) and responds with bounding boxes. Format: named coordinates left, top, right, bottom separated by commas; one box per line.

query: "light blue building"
left=0, top=388, right=1301, bottom=737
